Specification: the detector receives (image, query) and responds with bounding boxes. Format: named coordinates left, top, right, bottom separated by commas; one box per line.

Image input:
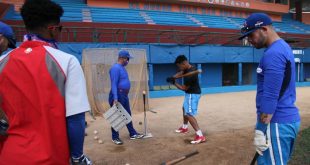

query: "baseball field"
left=84, top=87, right=310, bottom=165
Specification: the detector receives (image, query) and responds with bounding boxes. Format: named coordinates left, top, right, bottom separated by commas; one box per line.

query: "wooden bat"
left=174, top=69, right=202, bottom=79
left=250, top=152, right=259, bottom=165
left=161, top=150, right=199, bottom=165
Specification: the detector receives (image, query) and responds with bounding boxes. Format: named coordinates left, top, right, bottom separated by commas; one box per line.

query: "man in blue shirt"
left=109, top=50, right=143, bottom=145
left=0, top=21, right=16, bottom=55
left=239, top=13, right=300, bottom=165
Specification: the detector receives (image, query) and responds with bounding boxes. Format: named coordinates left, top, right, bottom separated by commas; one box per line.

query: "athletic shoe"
left=175, top=127, right=189, bottom=133
left=112, top=138, right=123, bottom=145
left=190, top=135, right=206, bottom=144
left=130, top=133, right=144, bottom=140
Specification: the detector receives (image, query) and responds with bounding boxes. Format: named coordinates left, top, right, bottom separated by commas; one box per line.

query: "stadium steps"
left=145, top=10, right=198, bottom=27
left=0, top=0, right=23, bottom=12
left=190, top=14, right=237, bottom=29
left=223, top=17, right=241, bottom=29
left=140, top=11, right=155, bottom=25
left=186, top=15, right=207, bottom=27
left=82, top=8, right=92, bottom=22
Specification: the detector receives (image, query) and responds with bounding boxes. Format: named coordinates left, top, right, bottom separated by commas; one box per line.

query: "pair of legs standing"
left=108, top=91, right=143, bottom=145
left=176, top=94, right=206, bottom=144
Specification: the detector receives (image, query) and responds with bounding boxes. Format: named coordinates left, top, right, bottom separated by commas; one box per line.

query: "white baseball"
left=98, top=140, right=103, bottom=144
left=93, top=130, right=98, bottom=134
left=94, top=136, right=99, bottom=140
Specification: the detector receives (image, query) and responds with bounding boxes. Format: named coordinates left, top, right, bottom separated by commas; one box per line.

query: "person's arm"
left=66, top=112, right=92, bottom=164
left=66, top=112, right=85, bottom=158
left=63, top=55, right=91, bottom=164
left=174, top=82, right=189, bottom=91
left=259, top=54, right=284, bottom=125
left=109, top=66, right=120, bottom=104
left=173, top=70, right=183, bottom=78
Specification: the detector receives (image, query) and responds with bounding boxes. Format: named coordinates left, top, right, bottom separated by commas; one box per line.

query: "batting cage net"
left=82, top=48, right=149, bottom=116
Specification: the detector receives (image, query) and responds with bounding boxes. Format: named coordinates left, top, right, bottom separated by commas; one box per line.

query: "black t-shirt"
left=183, top=66, right=201, bottom=94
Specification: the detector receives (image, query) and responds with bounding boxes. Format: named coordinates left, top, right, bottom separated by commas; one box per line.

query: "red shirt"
left=0, top=41, right=70, bottom=165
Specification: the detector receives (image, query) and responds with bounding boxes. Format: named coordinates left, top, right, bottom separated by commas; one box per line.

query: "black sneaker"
left=112, top=138, right=123, bottom=145
left=130, top=133, right=144, bottom=140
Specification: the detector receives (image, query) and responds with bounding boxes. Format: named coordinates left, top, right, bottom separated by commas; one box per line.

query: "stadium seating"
left=3, top=0, right=310, bottom=34
left=90, top=7, right=145, bottom=24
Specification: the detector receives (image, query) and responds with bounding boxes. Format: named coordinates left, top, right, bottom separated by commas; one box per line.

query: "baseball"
left=98, top=140, right=103, bottom=144
left=93, top=130, right=98, bottom=134
left=94, top=136, right=99, bottom=140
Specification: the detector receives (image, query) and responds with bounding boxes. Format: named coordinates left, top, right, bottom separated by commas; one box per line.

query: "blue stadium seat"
left=3, top=0, right=310, bottom=34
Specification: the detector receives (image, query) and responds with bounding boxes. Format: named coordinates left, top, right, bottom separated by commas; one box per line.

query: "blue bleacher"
left=189, top=14, right=239, bottom=29
left=3, top=0, right=310, bottom=34
left=90, top=7, right=145, bottom=24
left=145, top=11, right=198, bottom=27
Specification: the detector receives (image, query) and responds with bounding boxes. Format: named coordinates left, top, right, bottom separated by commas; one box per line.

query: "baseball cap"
left=238, top=13, right=272, bottom=40
left=0, top=21, right=16, bottom=48
left=118, top=50, right=133, bottom=59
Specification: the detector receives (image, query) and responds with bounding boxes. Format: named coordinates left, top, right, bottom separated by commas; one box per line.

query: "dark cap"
left=239, top=13, right=272, bottom=40
left=118, top=50, right=133, bottom=59
left=0, top=21, right=16, bottom=48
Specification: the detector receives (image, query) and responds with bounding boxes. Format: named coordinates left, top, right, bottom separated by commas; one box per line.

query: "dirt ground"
left=84, top=87, right=310, bottom=165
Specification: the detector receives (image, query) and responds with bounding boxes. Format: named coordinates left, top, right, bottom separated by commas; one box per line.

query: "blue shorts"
left=256, top=121, right=300, bottom=165
left=183, top=93, right=201, bottom=116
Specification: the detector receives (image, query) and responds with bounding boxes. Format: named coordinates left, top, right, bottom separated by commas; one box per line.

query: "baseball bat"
left=142, top=90, right=147, bottom=135
left=251, top=125, right=268, bottom=165
left=174, top=69, right=202, bottom=79
left=250, top=152, right=259, bottom=165
left=161, top=150, right=199, bottom=165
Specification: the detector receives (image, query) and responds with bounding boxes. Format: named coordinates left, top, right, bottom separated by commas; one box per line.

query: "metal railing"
left=11, top=25, right=310, bottom=47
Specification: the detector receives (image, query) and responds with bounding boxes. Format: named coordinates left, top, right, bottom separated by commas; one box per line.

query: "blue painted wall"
left=304, top=63, right=310, bottom=81
left=51, top=43, right=310, bottom=90
left=153, top=64, right=178, bottom=86
left=201, top=64, right=222, bottom=87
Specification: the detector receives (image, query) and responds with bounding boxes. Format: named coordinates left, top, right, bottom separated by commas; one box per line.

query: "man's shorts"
left=256, top=121, right=300, bottom=165
left=183, top=93, right=201, bottom=116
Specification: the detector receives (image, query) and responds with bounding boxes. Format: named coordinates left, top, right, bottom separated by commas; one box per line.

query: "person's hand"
left=166, top=77, right=175, bottom=84
left=253, top=130, right=269, bottom=155
left=113, top=100, right=118, bottom=105
left=0, top=119, right=9, bottom=136
left=260, top=113, right=273, bottom=124
left=71, top=154, right=92, bottom=165
left=0, top=35, right=8, bottom=54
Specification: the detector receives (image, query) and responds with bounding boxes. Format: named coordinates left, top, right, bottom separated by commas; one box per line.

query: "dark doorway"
left=242, top=63, right=254, bottom=85
left=222, top=63, right=238, bottom=86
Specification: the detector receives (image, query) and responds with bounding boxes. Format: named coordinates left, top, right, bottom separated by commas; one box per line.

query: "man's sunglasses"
left=48, top=25, right=63, bottom=32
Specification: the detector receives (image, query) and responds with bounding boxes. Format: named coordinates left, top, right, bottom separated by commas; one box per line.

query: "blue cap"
left=0, top=21, right=16, bottom=48
left=239, top=13, right=272, bottom=40
left=118, top=50, right=133, bottom=59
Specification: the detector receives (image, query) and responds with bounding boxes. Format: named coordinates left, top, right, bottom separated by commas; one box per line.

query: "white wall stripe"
left=267, top=124, right=276, bottom=165
left=275, top=123, right=284, bottom=165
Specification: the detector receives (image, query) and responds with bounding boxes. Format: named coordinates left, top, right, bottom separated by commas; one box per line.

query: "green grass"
left=289, top=126, right=310, bottom=165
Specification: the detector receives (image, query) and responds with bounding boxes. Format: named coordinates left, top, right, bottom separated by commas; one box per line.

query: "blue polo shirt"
left=256, top=39, right=300, bottom=123
left=109, top=63, right=130, bottom=100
